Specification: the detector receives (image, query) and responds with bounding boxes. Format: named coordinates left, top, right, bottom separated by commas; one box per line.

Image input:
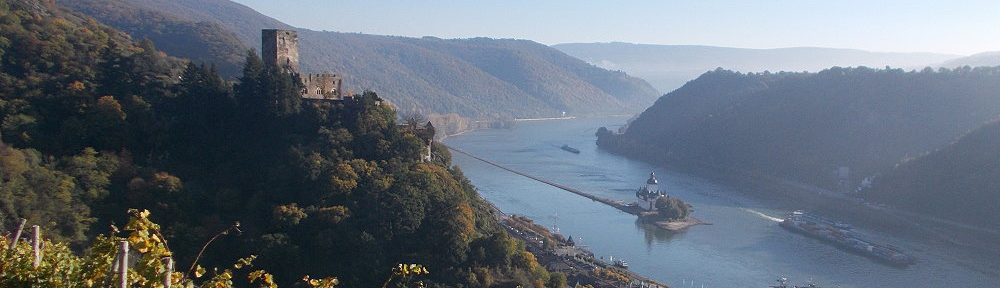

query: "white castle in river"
left=635, top=172, right=666, bottom=211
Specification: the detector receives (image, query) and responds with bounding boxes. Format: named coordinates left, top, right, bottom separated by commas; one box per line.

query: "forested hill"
left=554, top=42, right=957, bottom=93
left=60, top=0, right=247, bottom=77
left=597, top=67, right=1000, bottom=196
left=65, top=0, right=660, bottom=118
left=866, top=120, right=1000, bottom=228
left=0, top=0, right=553, bottom=286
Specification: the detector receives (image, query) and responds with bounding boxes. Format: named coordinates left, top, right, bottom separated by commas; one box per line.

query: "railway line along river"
left=444, top=116, right=999, bottom=288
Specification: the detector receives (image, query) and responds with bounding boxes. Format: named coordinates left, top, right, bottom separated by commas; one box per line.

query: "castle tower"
left=262, top=29, right=300, bottom=74
left=645, top=172, right=659, bottom=194
left=261, top=28, right=348, bottom=100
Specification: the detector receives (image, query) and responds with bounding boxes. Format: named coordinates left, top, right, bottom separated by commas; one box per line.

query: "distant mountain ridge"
left=66, top=0, right=660, bottom=118
left=940, top=51, right=1000, bottom=68
left=554, top=42, right=958, bottom=92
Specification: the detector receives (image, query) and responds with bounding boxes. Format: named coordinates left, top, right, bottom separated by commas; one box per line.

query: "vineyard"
left=1, top=209, right=428, bottom=288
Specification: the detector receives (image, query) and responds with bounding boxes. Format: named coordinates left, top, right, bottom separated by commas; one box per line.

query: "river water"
left=445, top=116, right=998, bottom=288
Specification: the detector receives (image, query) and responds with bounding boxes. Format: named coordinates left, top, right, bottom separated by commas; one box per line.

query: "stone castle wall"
left=262, top=29, right=300, bottom=74
left=302, top=73, right=343, bottom=100
left=263, top=29, right=347, bottom=100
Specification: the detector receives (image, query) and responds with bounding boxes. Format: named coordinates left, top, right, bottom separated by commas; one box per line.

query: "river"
left=444, top=116, right=999, bottom=288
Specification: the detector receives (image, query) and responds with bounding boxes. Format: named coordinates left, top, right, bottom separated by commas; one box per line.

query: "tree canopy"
left=601, top=66, right=1000, bottom=193
left=0, top=1, right=550, bottom=286
left=654, top=197, right=691, bottom=221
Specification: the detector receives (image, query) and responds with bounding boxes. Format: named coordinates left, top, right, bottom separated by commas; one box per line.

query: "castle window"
left=316, top=88, right=322, bottom=95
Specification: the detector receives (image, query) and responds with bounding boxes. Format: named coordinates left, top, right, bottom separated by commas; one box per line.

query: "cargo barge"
left=560, top=144, right=580, bottom=154
left=780, top=211, right=915, bottom=267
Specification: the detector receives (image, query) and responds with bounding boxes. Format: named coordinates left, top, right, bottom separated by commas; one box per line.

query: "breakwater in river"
left=446, top=145, right=633, bottom=213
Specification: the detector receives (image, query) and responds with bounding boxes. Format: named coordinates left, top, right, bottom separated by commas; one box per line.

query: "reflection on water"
left=637, top=219, right=681, bottom=247
left=445, top=116, right=999, bottom=288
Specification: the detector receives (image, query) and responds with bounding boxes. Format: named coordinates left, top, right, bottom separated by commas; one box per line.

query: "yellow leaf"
left=194, top=265, right=206, bottom=278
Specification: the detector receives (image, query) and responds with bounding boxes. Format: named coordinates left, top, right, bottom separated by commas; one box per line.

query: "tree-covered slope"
left=555, top=42, right=958, bottom=93
left=67, top=0, right=660, bottom=118
left=598, top=67, right=1000, bottom=194
left=866, top=120, right=1000, bottom=228
left=0, top=1, right=552, bottom=286
left=61, top=0, right=247, bottom=77
left=1, top=0, right=185, bottom=244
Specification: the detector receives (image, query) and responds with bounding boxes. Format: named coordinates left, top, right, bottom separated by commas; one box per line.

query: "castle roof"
left=637, top=171, right=665, bottom=201
left=636, top=186, right=663, bottom=201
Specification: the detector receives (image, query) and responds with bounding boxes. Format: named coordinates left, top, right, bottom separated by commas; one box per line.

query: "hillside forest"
left=61, top=0, right=661, bottom=120
left=0, top=1, right=555, bottom=287
left=598, top=66, right=1000, bottom=227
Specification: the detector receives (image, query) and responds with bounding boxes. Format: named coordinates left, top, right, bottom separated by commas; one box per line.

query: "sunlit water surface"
left=445, top=116, right=998, bottom=288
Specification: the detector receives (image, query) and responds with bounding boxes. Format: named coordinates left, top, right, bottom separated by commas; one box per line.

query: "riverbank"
left=436, top=126, right=478, bottom=142
left=436, top=114, right=632, bottom=141
left=654, top=217, right=707, bottom=232
left=750, top=174, right=1000, bottom=276
left=499, top=214, right=669, bottom=288
left=598, top=141, right=1000, bottom=275
left=514, top=116, right=577, bottom=121
left=630, top=208, right=707, bottom=232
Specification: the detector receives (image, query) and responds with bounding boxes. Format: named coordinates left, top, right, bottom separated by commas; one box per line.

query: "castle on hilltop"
left=262, top=29, right=344, bottom=100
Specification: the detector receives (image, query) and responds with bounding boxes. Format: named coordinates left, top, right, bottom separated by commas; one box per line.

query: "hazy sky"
left=231, top=0, right=1000, bottom=56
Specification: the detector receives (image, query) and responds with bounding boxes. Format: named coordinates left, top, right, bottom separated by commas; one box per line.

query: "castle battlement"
left=262, top=29, right=345, bottom=100
left=302, top=73, right=343, bottom=100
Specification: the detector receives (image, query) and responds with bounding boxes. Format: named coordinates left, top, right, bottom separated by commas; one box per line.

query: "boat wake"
left=744, top=208, right=783, bottom=222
